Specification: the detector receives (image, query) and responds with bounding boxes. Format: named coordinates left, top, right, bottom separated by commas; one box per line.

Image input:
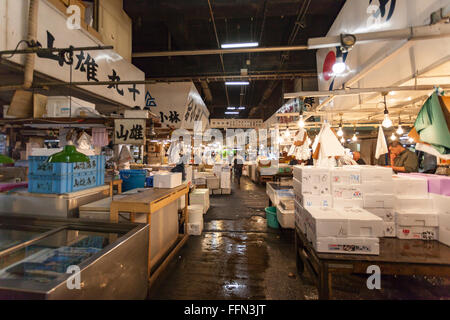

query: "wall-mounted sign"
left=210, top=119, right=263, bottom=129
left=114, top=119, right=146, bottom=145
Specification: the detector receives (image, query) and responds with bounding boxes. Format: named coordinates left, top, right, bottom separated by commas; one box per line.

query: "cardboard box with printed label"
left=313, top=236, right=380, bottom=255
left=365, top=208, right=395, bottom=222
left=331, top=167, right=361, bottom=185
left=363, top=194, right=395, bottom=208
left=382, top=222, right=396, bottom=237
left=396, top=226, right=438, bottom=240
left=360, top=166, right=393, bottom=182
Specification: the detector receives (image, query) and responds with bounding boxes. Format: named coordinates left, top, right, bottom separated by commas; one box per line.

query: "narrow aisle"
left=148, top=177, right=317, bottom=300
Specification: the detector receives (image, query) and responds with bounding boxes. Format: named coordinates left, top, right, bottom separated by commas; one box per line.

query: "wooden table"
left=110, top=184, right=189, bottom=285
left=295, top=227, right=450, bottom=300
left=106, top=179, right=122, bottom=196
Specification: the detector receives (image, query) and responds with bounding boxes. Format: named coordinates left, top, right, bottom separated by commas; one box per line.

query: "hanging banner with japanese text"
left=114, top=119, right=146, bottom=145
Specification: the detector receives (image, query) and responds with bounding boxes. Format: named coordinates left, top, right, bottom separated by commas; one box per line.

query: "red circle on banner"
left=323, top=51, right=336, bottom=81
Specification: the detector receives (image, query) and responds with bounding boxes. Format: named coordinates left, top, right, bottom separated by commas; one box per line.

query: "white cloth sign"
left=375, top=126, right=388, bottom=159
left=114, top=119, right=146, bottom=145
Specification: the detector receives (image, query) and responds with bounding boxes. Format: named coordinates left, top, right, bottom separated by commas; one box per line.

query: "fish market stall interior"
left=0, top=0, right=449, bottom=302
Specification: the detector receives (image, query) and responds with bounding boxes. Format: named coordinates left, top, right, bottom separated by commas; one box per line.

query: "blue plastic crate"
left=29, top=155, right=105, bottom=175
left=28, top=170, right=102, bottom=194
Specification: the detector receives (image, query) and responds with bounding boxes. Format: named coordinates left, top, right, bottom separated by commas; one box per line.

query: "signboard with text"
left=114, top=119, right=146, bottom=145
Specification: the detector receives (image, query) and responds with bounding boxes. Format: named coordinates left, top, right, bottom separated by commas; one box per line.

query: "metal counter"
left=0, top=214, right=149, bottom=300
left=0, top=186, right=110, bottom=218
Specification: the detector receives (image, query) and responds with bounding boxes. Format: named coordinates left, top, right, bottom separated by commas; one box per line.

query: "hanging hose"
left=23, top=0, right=39, bottom=89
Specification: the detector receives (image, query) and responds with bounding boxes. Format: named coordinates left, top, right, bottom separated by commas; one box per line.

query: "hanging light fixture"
left=284, top=129, right=291, bottom=138
left=408, top=137, right=415, bottom=143
left=396, top=116, right=403, bottom=135
left=48, top=143, right=90, bottom=163
left=352, top=134, right=358, bottom=142
left=340, top=136, right=345, bottom=144
left=337, top=115, right=344, bottom=137
left=333, top=48, right=346, bottom=74
left=382, top=94, right=393, bottom=128
left=391, top=133, right=397, bottom=141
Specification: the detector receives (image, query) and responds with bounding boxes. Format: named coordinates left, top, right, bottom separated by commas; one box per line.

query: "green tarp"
left=414, top=93, right=450, bottom=155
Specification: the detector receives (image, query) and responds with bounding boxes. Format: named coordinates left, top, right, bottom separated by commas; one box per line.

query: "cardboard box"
left=363, top=194, right=395, bottom=208
left=331, top=167, right=361, bottom=185
left=313, top=235, right=380, bottom=255
left=365, top=208, right=395, bottom=222
left=394, top=196, right=434, bottom=212
left=207, top=177, right=220, bottom=190
left=396, top=211, right=439, bottom=227
left=360, top=166, right=393, bottom=182
left=396, top=226, right=438, bottom=240
left=361, top=182, right=394, bottom=194
left=301, top=195, right=333, bottom=209
left=333, top=199, right=364, bottom=209
left=382, top=222, right=396, bottom=237
left=153, top=172, right=182, bottom=189
left=393, top=175, right=428, bottom=197
left=332, top=185, right=363, bottom=200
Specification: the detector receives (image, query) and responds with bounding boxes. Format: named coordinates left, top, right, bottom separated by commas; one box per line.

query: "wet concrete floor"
left=149, top=177, right=450, bottom=300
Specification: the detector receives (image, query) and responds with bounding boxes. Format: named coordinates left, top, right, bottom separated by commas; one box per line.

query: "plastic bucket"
left=120, top=170, right=146, bottom=192
left=265, top=206, right=280, bottom=229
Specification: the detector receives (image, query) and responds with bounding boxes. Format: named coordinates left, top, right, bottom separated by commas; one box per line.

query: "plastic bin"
left=120, top=170, right=146, bottom=192
left=265, top=206, right=280, bottom=229
left=145, top=176, right=154, bottom=188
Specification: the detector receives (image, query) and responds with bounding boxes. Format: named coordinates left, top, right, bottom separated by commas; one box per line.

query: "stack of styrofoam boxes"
left=433, top=192, right=450, bottom=246
left=190, top=189, right=210, bottom=214
left=220, top=169, right=231, bottom=195
left=393, top=175, right=438, bottom=240
left=293, top=166, right=333, bottom=236
left=360, top=166, right=396, bottom=238
left=331, top=167, right=363, bottom=209
left=187, top=205, right=204, bottom=236
left=302, top=206, right=383, bottom=255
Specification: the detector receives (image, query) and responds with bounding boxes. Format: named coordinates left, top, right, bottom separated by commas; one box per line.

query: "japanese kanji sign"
left=114, top=119, right=146, bottom=145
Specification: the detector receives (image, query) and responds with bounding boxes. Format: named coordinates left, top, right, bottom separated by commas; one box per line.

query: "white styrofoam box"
left=46, top=96, right=95, bottom=117
left=294, top=200, right=307, bottom=234
left=360, top=166, right=393, bottom=183
left=396, top=226, right=438, bottom=240
left=363, top=194, right=395, bottom=208
left=190, top=189, right=210, bottom=214
left=393, top=176, right=428, bottom=197
left=332, top=185, right=363, bottom=200
left=313, top=236, right=380, bottom=255
left=213, top=189, right=222, bottom=195
left=222, top=188, right=231, bottom=195
left=394, top=196, right=434, bottom=212
left=395, top=211, right=439, bottom=227
left=303, top=207, right=348, bottom=240
left=338, top=207, right=383, bottom=237
left=293, top=178, right=302, bottom=195
left=188, top=205, right=204, bottom=223
left=124, top=110, right=149, bottom=119
left=382, top=222, right=396, bottom=237
left=301, top=195, right=333, bottom=209
left=365, top=208, right=395, bottom=222
left=361, top=182, right=394, bottom=195
left=431, top=194, right=450, bottom=215
left=207, top=177, right=220, bottom=189
left=153, top=172, right=182, bottom=189
left=333, top=199, right=364, bottom=209
left=194, top=178, right=206, bottom=185
left=331, top=167, right=361, bottom=185
left=220, top=171, right=231, bottom=189
left=276, top=206, right=295, bottom=229
left=178, top=195, right=186, bottom=210
left=439, top=225, right=450, bottom=246
left=187, top=222, right=203, bottom=236
left=293, top=166, right=331, bottom=195
left=439, top=214, right=450, bottom=239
